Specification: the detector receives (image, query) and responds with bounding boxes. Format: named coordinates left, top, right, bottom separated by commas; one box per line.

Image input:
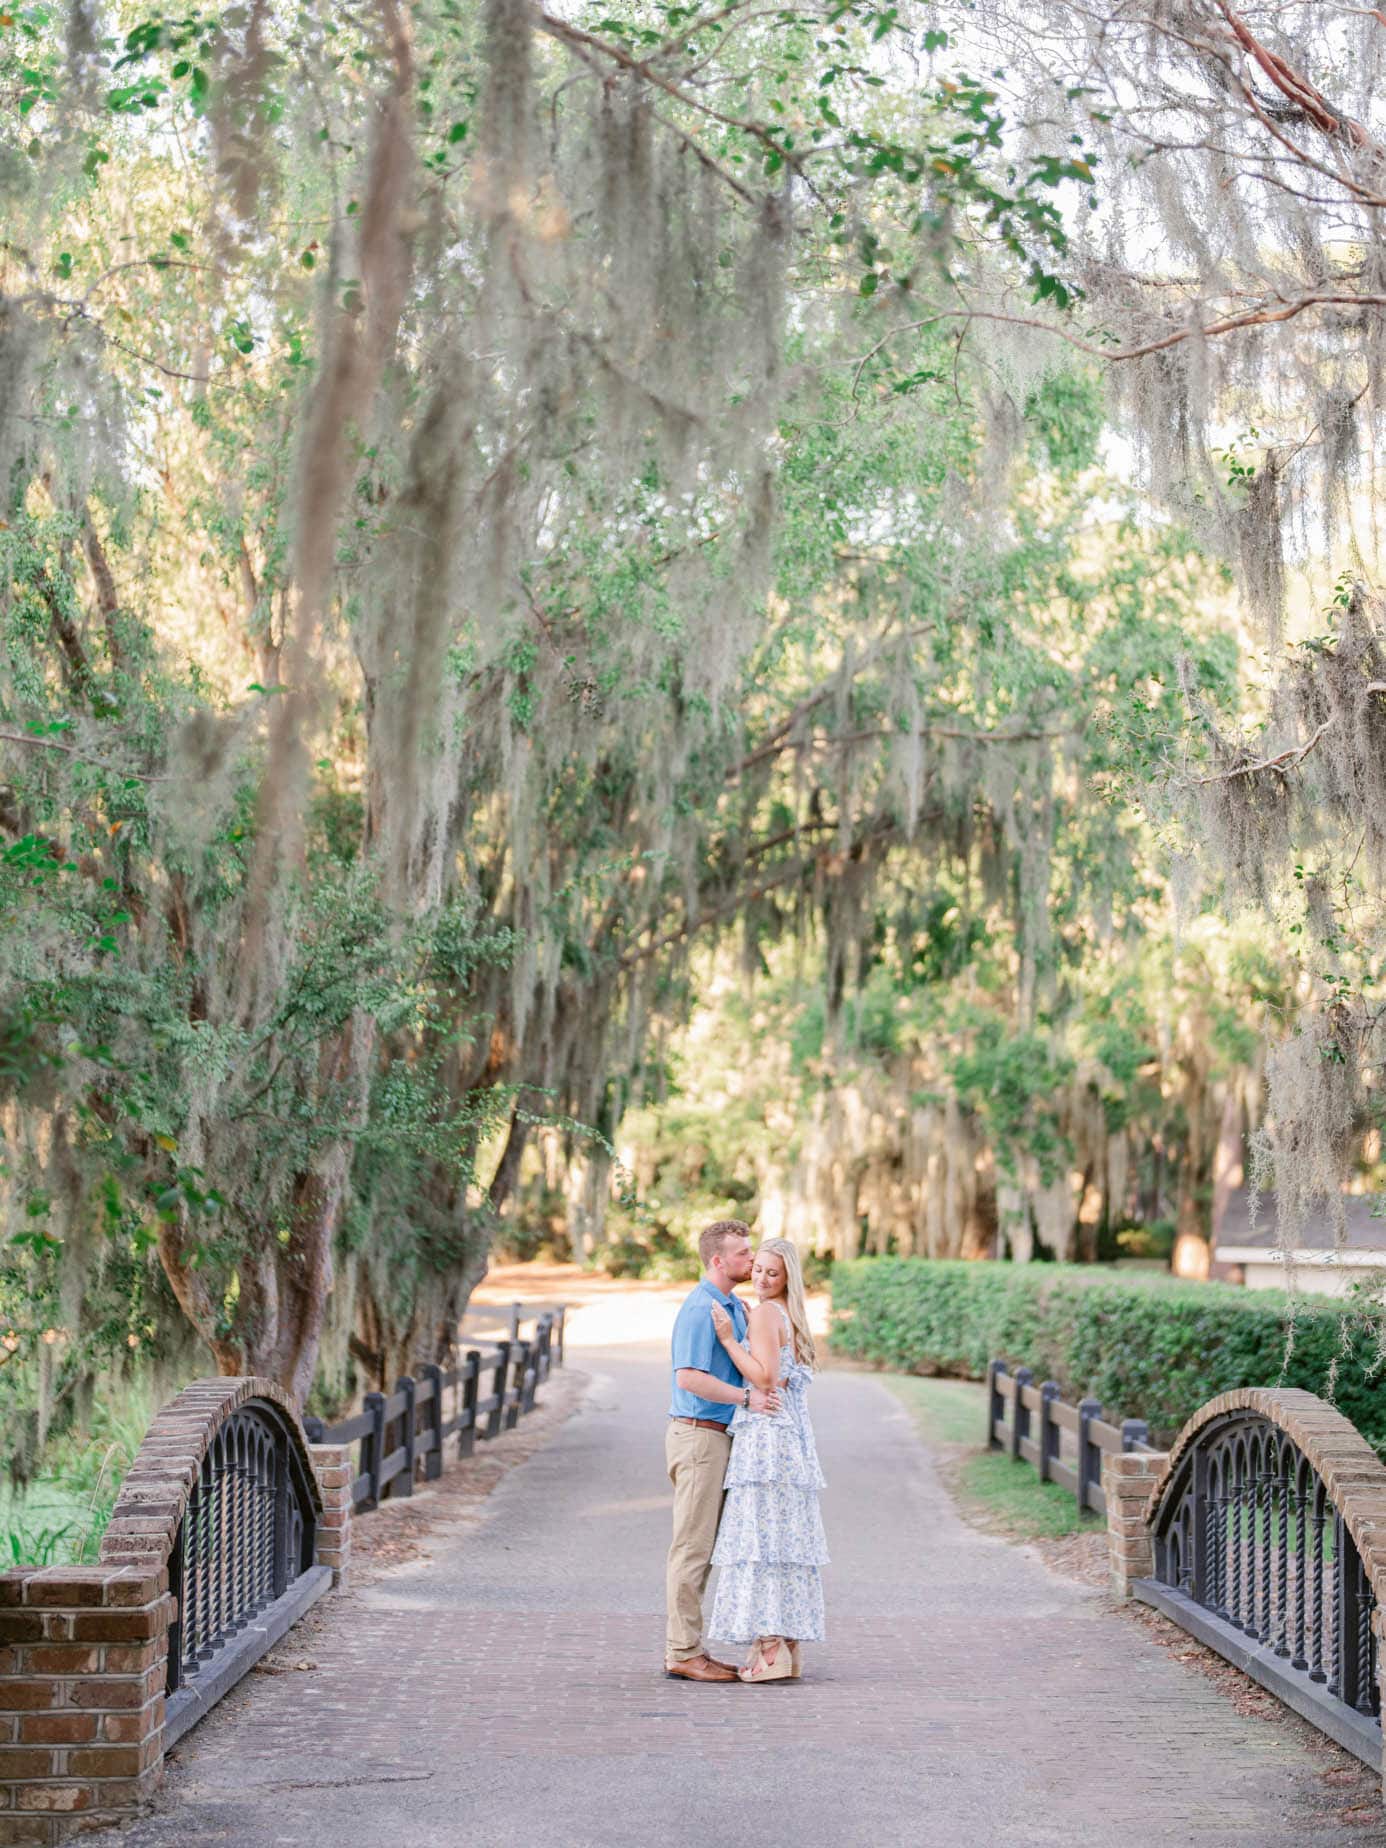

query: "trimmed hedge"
left=830, top=1258, right=1386, bottom=1450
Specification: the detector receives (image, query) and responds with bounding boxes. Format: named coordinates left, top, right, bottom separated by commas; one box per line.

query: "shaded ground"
left=108, top=1322, right=1383, bottom=1848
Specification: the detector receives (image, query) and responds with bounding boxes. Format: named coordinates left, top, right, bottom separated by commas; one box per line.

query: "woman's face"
left=752, top=1250, right=786, bottom=1301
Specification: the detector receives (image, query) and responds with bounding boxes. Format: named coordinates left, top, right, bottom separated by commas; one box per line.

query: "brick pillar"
left=0, top=1564, right=173, bottom=1844
left=309, top=1443, right=353, bottom=1588
left=1102, top=1451, right=1169, bottom=1599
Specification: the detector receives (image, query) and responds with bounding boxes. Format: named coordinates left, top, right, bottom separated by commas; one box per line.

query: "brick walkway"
left=115, top=1350, right=1382, bottom=1848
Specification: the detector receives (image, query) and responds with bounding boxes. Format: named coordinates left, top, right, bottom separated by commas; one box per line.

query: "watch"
left=742, top=1386, right=751, bottom=1409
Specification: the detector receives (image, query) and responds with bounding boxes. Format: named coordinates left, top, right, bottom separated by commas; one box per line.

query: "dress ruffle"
left=723, top=1405, right=826, bottom=1490
left=707, top=1336, right=827, bottom=1646
left=708, top=1563, right=826, bottom=1645
left=711, top=1482, right=827, bottom=1566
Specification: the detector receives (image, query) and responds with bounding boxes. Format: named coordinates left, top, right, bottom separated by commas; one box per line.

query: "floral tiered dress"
left=708, top=1305, right=827, bottom=1644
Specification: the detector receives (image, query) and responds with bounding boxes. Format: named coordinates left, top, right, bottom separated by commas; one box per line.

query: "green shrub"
left=1114, top=1220, right=1175, bottom=1262
left=590, top=1236, right=653, bottom=1279
left=830, top=1258, right=1386, bottom=1449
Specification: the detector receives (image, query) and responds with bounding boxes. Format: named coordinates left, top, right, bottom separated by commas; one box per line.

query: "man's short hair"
left=699, top=1219, right=751, bottom=1267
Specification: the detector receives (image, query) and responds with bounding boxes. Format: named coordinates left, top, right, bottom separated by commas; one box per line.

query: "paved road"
left=120, top=1348, right=1373, bottom=1847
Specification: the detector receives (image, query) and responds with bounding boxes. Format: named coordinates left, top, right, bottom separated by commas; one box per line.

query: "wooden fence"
left=986, top=1358, right=1156, bottom=1517
left=304, top=1304, right=565, bottom=1511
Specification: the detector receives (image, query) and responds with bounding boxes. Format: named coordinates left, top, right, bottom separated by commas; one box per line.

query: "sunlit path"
left=117, top=1345, right=1367, bottom=1848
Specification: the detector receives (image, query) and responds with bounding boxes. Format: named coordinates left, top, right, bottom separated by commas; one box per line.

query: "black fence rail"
left=986, top=1359, right=1157, bottom=1518
left=304, top=1304, right=565, bottom=1512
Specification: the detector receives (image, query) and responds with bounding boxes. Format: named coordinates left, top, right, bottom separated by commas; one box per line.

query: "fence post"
left=1038, top=1380, right=1061, bottom=1483
left=509, top=1339, right=530, bottom=1426
left=535, top=1313, right=552, bottom=1383
left=460, top=1348, right=481, bottom=1457
left=388, top=1375, right=416, bottom=1498
left=1077, top=1396, right=1103, bottom=1515
left=1122, top=1417, right=1151, bottom=1452
left=555, top=1305, right=566, bottom=1366
left=488, top=1341, right=511, bottom=1439
left=421, top=1361, right=445, bottom=1481
left=359, top=1390, right=386, bottom=1512
left=508, top=1301, right=521, bottom=1341
left=1010, top=1366, right=1034, bottom=1462
left=985, top=1359, right=1007, bottom=1449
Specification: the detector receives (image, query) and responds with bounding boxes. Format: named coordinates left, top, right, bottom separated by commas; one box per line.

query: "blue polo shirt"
left=669, top=1279, right=749, bottom=1424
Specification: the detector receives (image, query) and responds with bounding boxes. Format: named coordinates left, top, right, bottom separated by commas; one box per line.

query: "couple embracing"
left=664, top=1219, right=827, bottom=1685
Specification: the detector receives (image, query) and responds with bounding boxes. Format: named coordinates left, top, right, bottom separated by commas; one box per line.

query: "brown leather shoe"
left=665, top=1653, right=739, bottom=1682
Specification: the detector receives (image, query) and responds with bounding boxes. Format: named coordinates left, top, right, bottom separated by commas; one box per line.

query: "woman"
left=706, top=1237, right=826, bottom=1683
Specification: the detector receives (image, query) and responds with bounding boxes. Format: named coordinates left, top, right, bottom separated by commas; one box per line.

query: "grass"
left=883, top=1373, right=990, bottom=1447
left=953, top=1452, right=1100, bottom=1539
left=0, top=1383, right=156, bottom=1568
left=0, top=1481, right=103, bottom=1567
left=882, top=1373, right=1103, bottom=1542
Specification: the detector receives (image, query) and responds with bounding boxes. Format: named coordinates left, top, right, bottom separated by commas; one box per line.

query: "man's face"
left=722, top=1235, right=754, bottom=1283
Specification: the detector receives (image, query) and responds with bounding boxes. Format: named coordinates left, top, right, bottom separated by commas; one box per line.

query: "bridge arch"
left=1140, top=1387, right=1386, bottom=1766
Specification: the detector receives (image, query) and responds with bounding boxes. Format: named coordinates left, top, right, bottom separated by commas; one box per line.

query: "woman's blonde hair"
left=755, top=1237, right=816, bottom=1368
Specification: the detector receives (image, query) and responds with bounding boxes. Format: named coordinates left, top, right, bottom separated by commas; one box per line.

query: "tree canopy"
left=3, top=0, right=1384, bottom=1474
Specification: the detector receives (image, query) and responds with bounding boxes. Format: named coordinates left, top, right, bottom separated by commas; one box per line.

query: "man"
left=665, top=1218, right=780, bottom=1682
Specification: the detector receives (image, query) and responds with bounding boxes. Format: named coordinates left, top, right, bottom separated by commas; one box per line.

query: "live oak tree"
left=0, top=0, right=1108, bottom=1447
left=957, top=3, right=1386, bottom=1251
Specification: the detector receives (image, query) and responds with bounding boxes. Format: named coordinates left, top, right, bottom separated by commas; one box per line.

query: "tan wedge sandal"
left=739, top=1637, right=794, bottom=1683
left=787, top=1641, right=802, bottom=1679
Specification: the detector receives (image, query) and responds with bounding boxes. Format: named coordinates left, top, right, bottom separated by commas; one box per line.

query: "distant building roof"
left=1216, top=1188, right=1386, bottom=1256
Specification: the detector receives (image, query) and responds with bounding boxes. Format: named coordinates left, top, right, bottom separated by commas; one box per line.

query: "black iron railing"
left=1141, top=1409, right=1381, bottom=1764
left=304, top=1305, right=565, bottom=1512
left=166, top=1400, right=321, bottom=1712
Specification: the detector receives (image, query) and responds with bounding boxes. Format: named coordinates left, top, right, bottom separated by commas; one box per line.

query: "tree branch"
left=619, top=812, right=911, bottom=968
left=536, top=9, right=799, bottom=183
left=1191, top=715, right=1338, bottom=784
left=0, top=728, right=164, bottom=782
left=82, top=515, right=125, bottom=673
left=852, top=293, right=1386, bottom=383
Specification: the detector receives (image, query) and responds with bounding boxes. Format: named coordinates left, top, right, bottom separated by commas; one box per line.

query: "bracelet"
left=743, top=1386, right=751, bottom=1409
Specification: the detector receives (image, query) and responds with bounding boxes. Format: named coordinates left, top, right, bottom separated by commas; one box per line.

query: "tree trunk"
left=1210, top=1082, right=1245, bottom=1246
left=564, top=1145, right=612, bottom=1256
left=156, top=1018, right=373, bottom=1407
left=997, top=1180, right=1032, bottom=1261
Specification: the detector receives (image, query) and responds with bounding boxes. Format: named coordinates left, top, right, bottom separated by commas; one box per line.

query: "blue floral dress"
left=708, top=1306, right=827, bottom=1644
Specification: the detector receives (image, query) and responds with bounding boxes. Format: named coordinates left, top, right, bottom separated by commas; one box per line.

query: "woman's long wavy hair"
left=756, top=1237, right=816, bottom=1369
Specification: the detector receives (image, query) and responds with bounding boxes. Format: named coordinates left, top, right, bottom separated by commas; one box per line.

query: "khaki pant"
left=665, top=1419, right=731, bottom=1663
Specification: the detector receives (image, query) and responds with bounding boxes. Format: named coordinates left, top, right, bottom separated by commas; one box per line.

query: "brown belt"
left=672, top=1416, right=730, bottom=1432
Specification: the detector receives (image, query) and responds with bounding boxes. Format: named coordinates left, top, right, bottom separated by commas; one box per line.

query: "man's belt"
left=672, top=1416, right=731, bottom=1432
